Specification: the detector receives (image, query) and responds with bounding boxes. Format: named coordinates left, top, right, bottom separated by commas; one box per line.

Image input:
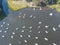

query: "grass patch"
left=8, top=0, right=28, bottom=11
left=49, top=4, right=60, bottom=12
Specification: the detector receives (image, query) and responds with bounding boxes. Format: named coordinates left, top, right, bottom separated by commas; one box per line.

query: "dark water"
left=0, top=8, right=60, bottom=45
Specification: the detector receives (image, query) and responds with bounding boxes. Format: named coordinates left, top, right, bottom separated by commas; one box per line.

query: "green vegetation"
left=7, top=0, right=60, bottom=12
left=49, top=4, right=60, bottom=12
left=8, top=0, right=28, bottom=11
left=48, top=0, right=60, bottom=12
left=57, top=0, right=60, bottom=3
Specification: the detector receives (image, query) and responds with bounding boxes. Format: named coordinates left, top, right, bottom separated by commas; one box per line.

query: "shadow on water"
left=0, top=13, right=6, bottom=21
left=0, top=7, right=6, bottom=21
left=0, top=0, right=7, bottom=21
